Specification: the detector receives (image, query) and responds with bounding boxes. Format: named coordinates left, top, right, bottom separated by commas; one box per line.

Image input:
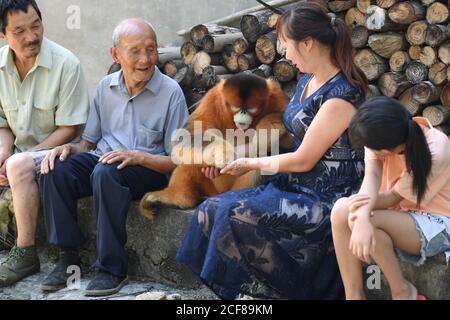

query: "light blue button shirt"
left=82, top=68, right=188, bottom=157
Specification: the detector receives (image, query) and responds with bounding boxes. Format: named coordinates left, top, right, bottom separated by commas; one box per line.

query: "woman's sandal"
left=417, top=295, right=427, bottom=300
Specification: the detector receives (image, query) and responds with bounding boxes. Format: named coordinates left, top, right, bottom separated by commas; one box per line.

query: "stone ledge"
left=36, top=198, right=201, bottom=289
left=365, top=254, right=450, bottom=300
left=28, top=198, right=450, bottom=300
left=0, top=250, right=218, bottom=300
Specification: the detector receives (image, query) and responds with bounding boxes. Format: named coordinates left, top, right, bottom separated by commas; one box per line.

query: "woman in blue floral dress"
left=177, top=2, right=368, bottom=300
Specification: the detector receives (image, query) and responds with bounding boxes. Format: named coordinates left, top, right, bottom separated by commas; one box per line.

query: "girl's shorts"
left=395, top=211, right=450, bottom=267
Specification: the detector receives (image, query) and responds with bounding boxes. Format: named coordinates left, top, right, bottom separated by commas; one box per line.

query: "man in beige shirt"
left=0, top=0, right=89, bottom=287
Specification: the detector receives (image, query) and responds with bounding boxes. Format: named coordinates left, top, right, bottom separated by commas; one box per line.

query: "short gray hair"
left=112, top=19, right=157, bottom=48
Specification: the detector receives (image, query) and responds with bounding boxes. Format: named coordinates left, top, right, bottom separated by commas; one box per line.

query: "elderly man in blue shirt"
left=38, top=18, right=189, bottom=297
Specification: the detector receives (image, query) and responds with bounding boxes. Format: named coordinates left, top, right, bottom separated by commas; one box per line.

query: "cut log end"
left=255, top=31, right=278, bottom=65
left=240, top=11, right=273, bottom=43
left=273, top=59, right=297, bottom=83
left=406, top=20, right=428, bottom=46
left=400, top=87, right=422, bottom=115
left=181, top=41, right=199, bottom=65
left=368, top=32, right=406, bottom=58
left=190, top=24, right=210, bottom=47
left=191, top=51, right=212, bottom=75
left=426, top=2, right=449, bottom=25
left=423, top=105, right=450, bottom=126
left=438, top=42, right=450, bottom=65
left=429, top=62, right=447, bottom=85
left=425, top=24, right=447, bottom=48
left=237, top=53, right=257, bottom=71
left=412, top=81, right=441, bottom=104
left=355, top=49, right=388, bottom=81
left=441, top=83, right=450, bottom=108
left=390, top=51, right=410, bottom=71
left=405, top=61, right=429, bottom=84
left=378, top=72, right=412, bottom=97
left=345, top=7, right=366, bottom=27
left=233, top=38, right=249, bottom=55
left=350, top=25, right=370, bottom=48
left=388, top=1, right=425, bottom=25
left=419, top=46, right=437, bottom=67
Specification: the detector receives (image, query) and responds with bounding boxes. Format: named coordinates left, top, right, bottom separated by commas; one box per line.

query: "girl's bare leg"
left=332, top=201, right=423, bottom=300
left=331, top=198, right=366, bottom=300
left=369, top=211, right=422, bottom=300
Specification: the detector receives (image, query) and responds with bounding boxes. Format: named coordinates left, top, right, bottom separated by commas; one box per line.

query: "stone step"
left=365, top=254, right=450, bottom=300
left=0, top=251, right=218, bottom=300
left=35, top=198, right=201, bottom=289
left=6, top=197, right=450, bottom=300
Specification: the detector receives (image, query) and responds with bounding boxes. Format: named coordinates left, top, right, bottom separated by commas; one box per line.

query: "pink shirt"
left=365, top=117, right=450, bottom=217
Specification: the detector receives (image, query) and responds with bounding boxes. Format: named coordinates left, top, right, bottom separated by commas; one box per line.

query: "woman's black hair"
left=276, top=1, right=368, bottom=93
left=349, top=96, right=432, bottom=206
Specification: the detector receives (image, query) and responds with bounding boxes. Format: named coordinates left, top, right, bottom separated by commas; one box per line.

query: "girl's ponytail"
left=405, top=119, right=432, bottom=206
left=350, top=96, right=433, bottom=207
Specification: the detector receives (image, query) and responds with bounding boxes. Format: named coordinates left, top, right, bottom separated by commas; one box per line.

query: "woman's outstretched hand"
left=220, top=158, right=254, bottom=176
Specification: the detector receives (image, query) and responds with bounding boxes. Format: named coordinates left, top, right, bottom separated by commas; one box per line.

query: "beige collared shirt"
left=0, top=37, right=89, bottom=152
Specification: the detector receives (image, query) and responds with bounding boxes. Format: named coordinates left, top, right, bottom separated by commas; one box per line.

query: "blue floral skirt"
left=176, top=176, right=351, bottom=300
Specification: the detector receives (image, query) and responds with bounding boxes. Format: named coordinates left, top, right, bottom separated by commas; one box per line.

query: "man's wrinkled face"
left=3, top=5, right=44, bottom=59
left=113, top=32, right=158, bottom=85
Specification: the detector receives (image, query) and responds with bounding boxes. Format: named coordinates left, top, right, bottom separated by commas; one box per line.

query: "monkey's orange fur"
left=140, top=74, right=289, bottom=219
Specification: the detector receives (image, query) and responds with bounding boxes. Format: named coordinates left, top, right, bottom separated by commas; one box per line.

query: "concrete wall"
left=1, top=0, right=257, bottom=94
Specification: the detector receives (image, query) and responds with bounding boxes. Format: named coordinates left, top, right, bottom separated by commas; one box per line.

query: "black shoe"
left=40, top=248, right=81, bottom=293
left=84, top=271, right=128, bottom=297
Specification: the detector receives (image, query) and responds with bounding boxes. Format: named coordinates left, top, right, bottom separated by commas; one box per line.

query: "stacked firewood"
left=157, top=0, right=449, bottom=137
left=343, top=0, right=449, bottom=136
left=157, top=2, right=302, bottom=112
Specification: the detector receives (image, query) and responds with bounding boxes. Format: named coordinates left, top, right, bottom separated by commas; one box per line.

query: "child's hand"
left=349, top=211, right=375, bottom=223
left=201, top=167, right=221, bottom=180
left=348, top=194, right=375, bottom=222
left=0, top=174, right=8, bottom=186
left=349, top=218, right=376, bottom=263
left=349, top=194, right=371, bottom=212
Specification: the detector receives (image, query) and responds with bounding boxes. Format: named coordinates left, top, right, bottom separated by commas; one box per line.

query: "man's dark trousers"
left=39, top=152, right=168, bottom=277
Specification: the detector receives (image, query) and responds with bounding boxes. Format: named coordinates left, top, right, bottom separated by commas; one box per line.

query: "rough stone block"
left=36, top=198, right=201, bottom=289
left=365, top=255, right=450, bottom=300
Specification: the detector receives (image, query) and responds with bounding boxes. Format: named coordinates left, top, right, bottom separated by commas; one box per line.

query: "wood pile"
left=344, top=0, right=449, bottom=136
left=158, top=2, right=304, bottom=112
left=153, top=0, right=450, bottom=136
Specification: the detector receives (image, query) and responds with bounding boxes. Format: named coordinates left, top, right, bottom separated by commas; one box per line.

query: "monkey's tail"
left=255, top=0, right=284, bottom=15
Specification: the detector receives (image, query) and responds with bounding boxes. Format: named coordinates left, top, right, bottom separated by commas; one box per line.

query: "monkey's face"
left=227, top=99, right=261, bottom=131
left=222, top=74, right=269, bottom=131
